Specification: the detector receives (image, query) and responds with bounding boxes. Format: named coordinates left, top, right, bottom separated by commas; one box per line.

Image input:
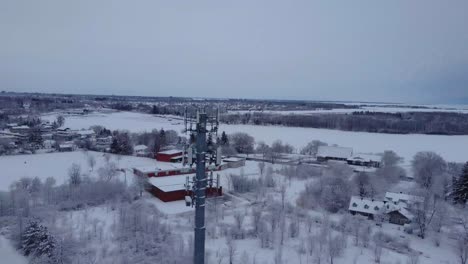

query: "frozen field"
left=43, top=111, right=468, bottom=163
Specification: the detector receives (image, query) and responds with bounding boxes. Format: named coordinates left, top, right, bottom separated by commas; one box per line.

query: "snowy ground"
left=43, top=111, right=468, bottom=163
left=0, top=150, right=461, bottom=263
left=0, top=235, right=28, bottom=264
left=0, top=151, right=162, bottom=190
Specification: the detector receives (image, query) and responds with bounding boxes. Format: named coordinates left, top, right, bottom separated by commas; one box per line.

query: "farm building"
left=349, top=196, right=385, bottom=220
left=58, top=143, right=76, bottom=152
left=317, top=146, right=353, bottom=162
left=134, top=163, right=222, bottom=178
left=155, top=149, right=184, bottom=162
left=221, top=157, right=246, bottom=169
left=146, top=175, right=222, bottom=202
left=349, top=196, right=415, bottom=225
left=384, top=192, right=423, bottom=206
left=347, top=154, right=381, bottom=168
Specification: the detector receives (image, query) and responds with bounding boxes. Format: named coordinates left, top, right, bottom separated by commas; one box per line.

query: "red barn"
left=155, top=149, right=183, bottom=162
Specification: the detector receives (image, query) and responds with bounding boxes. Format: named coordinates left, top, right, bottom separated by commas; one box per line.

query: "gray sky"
left=1, top=0, right=467, bottom=103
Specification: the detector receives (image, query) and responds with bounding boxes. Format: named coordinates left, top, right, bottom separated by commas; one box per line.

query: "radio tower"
left=184, top=107, right=220, bottom=264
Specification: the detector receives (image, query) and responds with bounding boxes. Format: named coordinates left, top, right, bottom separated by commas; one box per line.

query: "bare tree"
left=406, top=252, right=420, bottom=264
left=412, top=152, right=447, bottom=190
left=226, top=237, right=237, bottom=264
left=87, top=154, right=96, bottom=171
left=56, top=115, right=65, bottom=127
left=251, top=207, right=262, bottom=236
left=300, top=140, right=327, bottom=157
left=68, top=163, right=82, bottom=186
left=230, top=132, right=255, bottom=155
left=233, top=211, right=245, bottom=231
left=258, top=162, right=266, bottom=176
left=455, top=234, right=468, bottom=264
left=372, top=232, right=384, bottom=263
left=411, top=191, right=438, bottom=239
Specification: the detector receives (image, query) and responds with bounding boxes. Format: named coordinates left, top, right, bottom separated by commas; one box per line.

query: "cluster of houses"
left=0, top=121, right=113, bottom=154
left=316, top=145, right=381, bottom=168
left=348, top=192, right=423, bottom=226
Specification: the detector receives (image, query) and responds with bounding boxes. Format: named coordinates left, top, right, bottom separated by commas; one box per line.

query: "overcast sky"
left=1, top=1, right=467, bottom=104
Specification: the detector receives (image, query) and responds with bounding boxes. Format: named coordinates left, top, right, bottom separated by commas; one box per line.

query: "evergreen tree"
left=159, top=129, right=167, bottom=148
left=151, top=105, right=160, bottom=114
left=454, top=162, right=468, bottom=205
left=21, top=221, right=56, bottom=258
left=220, top=131, right=229, bottom=146
left=110, top=137, right=121, bottom=154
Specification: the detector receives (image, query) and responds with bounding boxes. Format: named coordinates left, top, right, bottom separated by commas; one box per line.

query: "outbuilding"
left=155, top=149, right=183, bottom=162
left=317, top=146, right=353, bottom=162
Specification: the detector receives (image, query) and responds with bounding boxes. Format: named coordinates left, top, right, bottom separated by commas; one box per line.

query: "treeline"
left=222, top=111, right=468, bottom=135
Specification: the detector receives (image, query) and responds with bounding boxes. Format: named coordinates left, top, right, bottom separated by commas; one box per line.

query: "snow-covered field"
left=43, top=111, right=468, bottom=163
left=230, top=104, right=468, bottom=115
left=0, top=236, right=28, bottom=264
left=0, top=151, right=160, bottom=190
left=0, top=150, right=461, bottom=264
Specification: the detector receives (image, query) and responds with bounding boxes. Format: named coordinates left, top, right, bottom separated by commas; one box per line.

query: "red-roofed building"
left=155, top=149, right=183, bottom=162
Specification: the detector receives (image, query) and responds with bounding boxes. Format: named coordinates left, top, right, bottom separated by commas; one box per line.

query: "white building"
left=317, top=145, right=353, bottom=161
left=134, top=145, right=149, bottom=156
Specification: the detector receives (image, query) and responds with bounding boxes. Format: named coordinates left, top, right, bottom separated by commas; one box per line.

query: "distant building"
left=317, top=146, right=353, bottom=162
left=95, top=136, right=112, bottom=152
left=347, top=154, right=381, bottom=168
left=58, top=143, right=76, bottom=152
left=76, top=130, right=96, bottom=139
left=10, top=125, right=30, bottom=134
left=134, top=145, right=149, bottom=157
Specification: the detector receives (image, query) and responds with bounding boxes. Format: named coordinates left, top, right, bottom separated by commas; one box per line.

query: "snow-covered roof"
left=133, top=162, right=184, bottom=173
left=348, top=153, right=381, bottom=162
left=222, top=157, right=245, bottom=162
left=317, top=146, right=353, bottom=159
left=134, top=145, right=148, bottom=151
left=12, top=125, right=29, bottom=129
left=158, top=149, right=183, bottom=155
left=148, top=175, right=188, bottom=192
left=76, top=130, right=95, bottom=135
left=385, top=192, right=423, bottom=204
left=59, top=144, right=74, bottom=148
left=349, top=196, right=385, bottom=215
left=387, top=207, right=414, bottom=220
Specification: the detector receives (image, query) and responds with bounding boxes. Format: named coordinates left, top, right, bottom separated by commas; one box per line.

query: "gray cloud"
left=1, top=0, right=467, bottom=103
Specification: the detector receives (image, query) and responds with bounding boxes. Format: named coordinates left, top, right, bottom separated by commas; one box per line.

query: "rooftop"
left=317, top=146, right=353, bottom=159
left=157, top=149, right=183, bottom=155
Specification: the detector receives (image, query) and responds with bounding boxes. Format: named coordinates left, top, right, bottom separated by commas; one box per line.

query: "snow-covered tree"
left=300, top=140, right=327, bottom=157
left=454, top=162, right=468, bottom=205
left=68, top=163, right=82, bottom=187
left=412, top=152, right=447, bottom=190
left=21, top=221, right=56, bottom=258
